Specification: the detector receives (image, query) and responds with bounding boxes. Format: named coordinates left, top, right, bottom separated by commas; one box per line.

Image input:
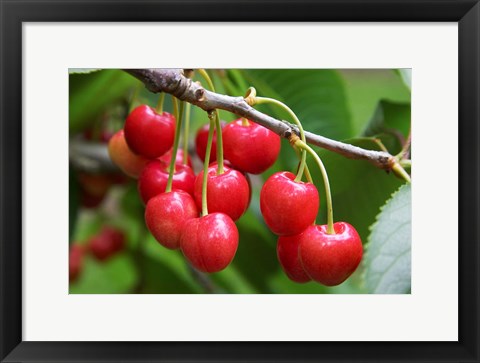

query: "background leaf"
left=363, top=184, right=411, bottom=294
left=69, top=70, right=138, bottom=134
left=69, top=68, right=103, bottom=74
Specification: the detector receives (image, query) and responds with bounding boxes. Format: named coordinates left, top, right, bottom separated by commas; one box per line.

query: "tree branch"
left=124, top=69, right=398, bottom=171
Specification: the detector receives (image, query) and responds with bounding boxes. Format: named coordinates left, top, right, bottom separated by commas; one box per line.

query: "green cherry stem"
left=156, top=92, right=165, bottom=114
left=183, top=102, right=191, bottom=165
left=295, top=139, right=335, bottom=235
left=201, top=113, right=216, bottom=216
left=197, top=69, right=216, bottom=93
left=165, top=98, right=184, bottom=193
left=293, top=146, right=314, bottom=184
left=254, top=97, right=307, bottom=182
left=214, top=110, right=224, bottom=175
left=197, top=69, right=225, bottom=175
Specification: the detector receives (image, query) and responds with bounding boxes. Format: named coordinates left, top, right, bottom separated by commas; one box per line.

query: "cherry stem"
left=183, top=102, right=191, bottom=165
left=293, top=146, right=314, bottom=183
left=165, top=98, right=184, bottom=193
left=197, top=68, right=216, bottom=93
left=197, top=69, right=224, bottom=175
left=254, top=97, right=307, bottom=182
left=214, top=110, right=224, bottom=175
left=201, top=114, right=216, bottom=216
left=156, top=92, right=165, bottom=114
left=392, top=162, right=411, bottom=183
left=295, top=139, right=335, bottom=235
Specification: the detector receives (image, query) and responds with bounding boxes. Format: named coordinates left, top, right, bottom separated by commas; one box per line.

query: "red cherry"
left=108, top=130, right=149, bottom=178
left=69, top=245, right=84, bottom=282
left=78, top=173, right=113, bottom=198
left=222, top=119, right=281, bottom=174
left=145, top=191, right=198, bottom=250
left=193, top=165, right=250, bottom=221
left=138, top=160, right=195, bottom=204
left=195, top=121, right=226, bottom=162
left=210, top=160, right=252, bottom=207
left=277, top=234, right=311, bottom=283
left=89, top=226, right=125, bottom=261
left=299, top=222, right=363, bottom=286
left=260, top=171, right=319, bottom=236
left=100, top=226, right=125, bottom=253
left=124, top=105, right=175, bottom=158
left=159, top=148, right=193, bottom=168
left=80, top=191, right=105, bottom=208
left=180, top=213, right=238, bottom=273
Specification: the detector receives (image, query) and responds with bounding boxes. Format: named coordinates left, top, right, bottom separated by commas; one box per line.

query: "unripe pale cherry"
left=299, top=222, right=363, bottom=286
left=145, top=191, right=198, bottom=250
left=108, top=130, right=149, bottom=178
left=260, top=171, right=319, bottom=236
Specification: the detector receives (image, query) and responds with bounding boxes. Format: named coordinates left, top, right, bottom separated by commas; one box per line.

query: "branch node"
left=195, top=88, right=206, bottom=102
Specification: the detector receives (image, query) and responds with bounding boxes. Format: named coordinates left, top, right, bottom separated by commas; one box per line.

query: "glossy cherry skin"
left=195, top=121, right=226, bottom=163
left=299, top=222, right=363, bottom=286
left=277, top=234, right=311, bottom=283
left=89, top=226, right=125, bottom=261
left=69, top=245, right=84, bottom=282
left=260, top=171, right=319, bottom=236
left=180, top=213, right=238, bottom=273
left=159, top=148, right=193, bottom=168
left=145, top=191, right=198, bottom=250
left=108, top=130, right=149, bottom=178
left=194, top=165, right=250, bottom=221
left=124, top=105, right=176, bottom=158
left=138, top=160, right=195, bottom=204
left=210, top=160, right=252, bottom=207
left=222, top=119, right=281, bottom=174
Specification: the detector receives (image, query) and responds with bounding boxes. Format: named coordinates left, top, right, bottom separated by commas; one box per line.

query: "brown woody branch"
left=124, top=68, right=397, bottom=171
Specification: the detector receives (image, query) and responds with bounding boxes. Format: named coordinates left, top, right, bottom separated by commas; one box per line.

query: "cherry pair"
left=260, top=171, right=363, bottom=286
left=145, top=191, right=239, bottom=273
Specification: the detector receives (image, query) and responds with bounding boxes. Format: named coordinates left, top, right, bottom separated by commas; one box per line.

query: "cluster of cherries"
left=108, top=103, right=281, bottom=273
left=261, top=171, right=363, bottom=286
left=69, top=226, right=125, bottom=282
left=106, top=90, right=363, bottom=286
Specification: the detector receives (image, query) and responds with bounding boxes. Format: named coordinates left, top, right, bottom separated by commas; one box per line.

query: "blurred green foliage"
left=69, top=69, right=411, bottom=294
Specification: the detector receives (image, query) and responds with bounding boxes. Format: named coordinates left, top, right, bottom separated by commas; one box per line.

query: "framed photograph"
left=1, top=1, right=479, bottom=362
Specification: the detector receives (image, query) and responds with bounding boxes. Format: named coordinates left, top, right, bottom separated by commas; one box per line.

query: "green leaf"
left=69, top=254, right=139, bottom=294
left=69, top=68, right=103, bottom=74
left=363, top=100, right=411, bottom=139
left=363, top=184, right=411, bottom=294
left=142, top=235, right=205, bottom=294
left=69, top=69, right=138, bottom=134
left=340, top=69, right=411, bottom=135
left=312, top=139, right=404, bottom=244
left=242, top=69, right=353, bottom=140
left=397, top=69, right=412, bottom=91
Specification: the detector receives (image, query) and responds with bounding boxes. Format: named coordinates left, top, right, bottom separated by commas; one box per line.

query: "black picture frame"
left=1, top=1, right=479, bottom=362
